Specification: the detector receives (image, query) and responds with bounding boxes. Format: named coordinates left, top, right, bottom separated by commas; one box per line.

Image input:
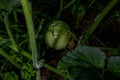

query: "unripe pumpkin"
left=44, top=20, right=70, bottom=50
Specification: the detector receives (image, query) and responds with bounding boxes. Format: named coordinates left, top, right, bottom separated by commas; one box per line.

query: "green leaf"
left=0, top=0, right=20, bottom=14
left=0, top=71, right=18, bottom=80
left=20, top=63, right=36, bottom=80
left=58, top=49, right=91, bottom=70
left=58, top=46, right=105, bottom=79
left=58, top=46, right=105, bottom=69
left=75, top=46, right=105, bottom=68
left=0, top=38, right=10, bottom=48
left=107, top=56, right=120, bottom=74
left=67, top=67, right=102, bottom=80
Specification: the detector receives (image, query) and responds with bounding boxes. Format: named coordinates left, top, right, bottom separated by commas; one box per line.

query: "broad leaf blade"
left=58, top=49, right=91, bottom=70
left=58, top=46, right=105, bottom=79
left=75, top=46, right=105, bottom=68
left=107, top=56, right=120, bottom=74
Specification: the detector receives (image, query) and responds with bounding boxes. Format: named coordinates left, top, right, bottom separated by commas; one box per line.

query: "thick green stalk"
left=80, top=0, right=119, bottom=45
left=4, top=14, right=19, bottom=52
left=21, top=0, right=40, bottom=69
left=21, top=0, right=41, bottom=80
left=36, top=69, right=42, bottom=80
left=0, top=49, right=21, bottom=69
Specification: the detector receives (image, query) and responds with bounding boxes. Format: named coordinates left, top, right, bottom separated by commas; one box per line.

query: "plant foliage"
left=0, top=0, right=20, bottom=14
left=0, top=71, right=18, bottom=80
left=107, top=56, right=120, bottom=75
left=58, top=46, right=120, bottom=80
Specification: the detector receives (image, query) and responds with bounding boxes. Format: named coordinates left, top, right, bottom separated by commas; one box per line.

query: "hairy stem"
left=21, top=0, right=41, bottom=80
left=21, top=0, right=39, bottom=69
left=4, top=14, right=19, bottom=52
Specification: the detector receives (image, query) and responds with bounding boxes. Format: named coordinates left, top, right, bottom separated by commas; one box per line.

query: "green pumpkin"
left=45, top=20, right=70, bottom=50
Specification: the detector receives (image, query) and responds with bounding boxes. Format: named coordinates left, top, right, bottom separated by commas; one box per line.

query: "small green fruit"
left=45, top=20, right=70, bottom=50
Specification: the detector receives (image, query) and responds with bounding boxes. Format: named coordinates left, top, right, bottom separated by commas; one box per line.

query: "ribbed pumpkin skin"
left=45, top=21, right=70, bottom=50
